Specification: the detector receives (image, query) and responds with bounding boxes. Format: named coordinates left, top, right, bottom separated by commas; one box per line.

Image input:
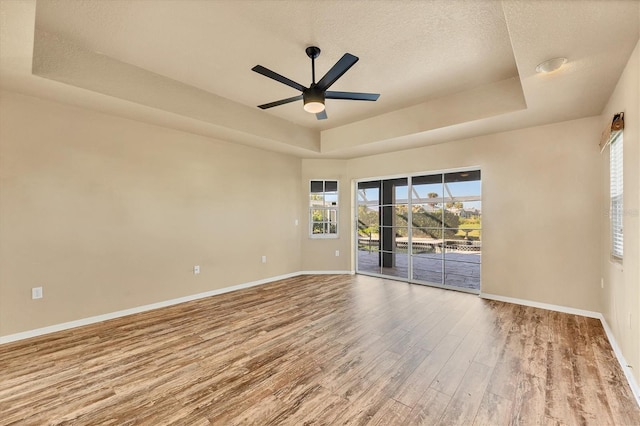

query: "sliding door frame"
left=354, top=166, right=482, bottom=294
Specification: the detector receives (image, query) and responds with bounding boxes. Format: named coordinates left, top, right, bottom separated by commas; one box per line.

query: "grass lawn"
left=456, top=223, right=481, bottom=238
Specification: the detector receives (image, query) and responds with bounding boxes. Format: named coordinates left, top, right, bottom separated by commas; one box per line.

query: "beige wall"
left=303, top=117, right=603, bottom=312
left=0, top=91, right=302, bottom=336
left=600, top=40, right=640, bottom=384
left=0, top=66, right=626, bottom=346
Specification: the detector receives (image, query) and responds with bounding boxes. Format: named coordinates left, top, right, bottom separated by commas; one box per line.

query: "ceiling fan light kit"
left=252, top=46, right=380, bottom=120
left=303, top=88, right=325, bottom=113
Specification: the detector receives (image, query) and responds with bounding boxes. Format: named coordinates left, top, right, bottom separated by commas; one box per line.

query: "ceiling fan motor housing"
left=303, top=86, right=325, bottom=107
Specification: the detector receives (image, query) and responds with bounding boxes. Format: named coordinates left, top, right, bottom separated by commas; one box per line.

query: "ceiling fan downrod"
left=305, top=46, right=321, bottom=85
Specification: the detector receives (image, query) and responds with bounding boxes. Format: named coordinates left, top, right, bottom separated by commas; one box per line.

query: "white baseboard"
left=599, top=316, right=640, bottom=407
left=480, top=292, right=640, bottom=407
left=0, top=271, right=302, bottom=345
left=480, top=292, right=601, bottom=318
left=299, top=270, right=354, bottom=275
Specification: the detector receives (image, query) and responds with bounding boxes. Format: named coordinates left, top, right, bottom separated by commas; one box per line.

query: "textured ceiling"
left=1, top=0, right=638, bottom=158
left=33, top=0, right=518, bottom=130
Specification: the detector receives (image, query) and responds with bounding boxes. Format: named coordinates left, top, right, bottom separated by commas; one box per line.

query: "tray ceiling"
left=1, top=0, right=638, bottom=158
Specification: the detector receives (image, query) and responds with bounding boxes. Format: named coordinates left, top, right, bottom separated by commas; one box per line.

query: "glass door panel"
left=357, top=182, right=380, bottom=274
left=378, top=178, right=408, bottom=279
left=356, top=178, right=409, bottom=281
left=440, top=171, right=482, bottom=291
left=410, top=174, right=444, bottom=285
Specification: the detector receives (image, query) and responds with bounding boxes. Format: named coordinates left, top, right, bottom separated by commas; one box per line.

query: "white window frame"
left=610, top=132, right=623, bottom=260
left=309, top=179, right=339, bottom=239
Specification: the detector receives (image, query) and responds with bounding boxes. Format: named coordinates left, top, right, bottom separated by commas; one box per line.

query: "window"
left=310, top=180, right=338, bottom=238
left=610, top=132, right=623, bottom=259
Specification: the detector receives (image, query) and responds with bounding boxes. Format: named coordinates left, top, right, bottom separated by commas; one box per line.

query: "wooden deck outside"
left=1, top=274, right=638, bottom=425
left=357, top=249, right=481, bottom=291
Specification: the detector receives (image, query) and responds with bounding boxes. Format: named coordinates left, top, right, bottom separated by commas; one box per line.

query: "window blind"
left=610, top=133, right=623, bottom=258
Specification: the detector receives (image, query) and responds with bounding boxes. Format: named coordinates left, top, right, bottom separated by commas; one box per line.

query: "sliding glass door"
left=356, top=170, right=481, bottom=293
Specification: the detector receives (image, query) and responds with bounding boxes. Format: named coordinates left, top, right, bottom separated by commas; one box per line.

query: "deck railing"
left=358, top=238, right=481, bottom=253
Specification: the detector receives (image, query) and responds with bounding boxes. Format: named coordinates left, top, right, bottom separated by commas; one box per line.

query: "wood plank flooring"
left=1, top=274, right=638, bottom=425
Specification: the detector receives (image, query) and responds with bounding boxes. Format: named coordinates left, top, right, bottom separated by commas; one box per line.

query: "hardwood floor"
left=1, top=274, right=639, bottom=425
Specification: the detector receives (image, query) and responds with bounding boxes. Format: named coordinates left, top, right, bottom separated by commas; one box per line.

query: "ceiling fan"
left=252, top=46, right=380, bottom=120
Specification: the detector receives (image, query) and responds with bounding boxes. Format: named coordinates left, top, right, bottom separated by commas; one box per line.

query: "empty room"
left=1, top=0, right=639, bottom=424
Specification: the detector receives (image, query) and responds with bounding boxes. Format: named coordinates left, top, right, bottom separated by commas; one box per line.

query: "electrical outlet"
left=335, top=250, right=340, bottom=257
left=262, top=255, right=267, bottom=263
left=295, top=219, right=299, bottom=226
left=193, top=265, right=200, bottom=275
left=600, top=278, right=604, bottom=289
left=32, top=287, right=43, bottom=300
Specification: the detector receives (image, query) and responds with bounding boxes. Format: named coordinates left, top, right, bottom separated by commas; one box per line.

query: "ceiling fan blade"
left=316, top=110, right=328, bottom=120
left=326, top=91, right=380, bottom=101
left=316, top=53, right=359, bottom=91
left=257, top=95, right=303, bottom=109
left=252, top=65, right=306, bottom=92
